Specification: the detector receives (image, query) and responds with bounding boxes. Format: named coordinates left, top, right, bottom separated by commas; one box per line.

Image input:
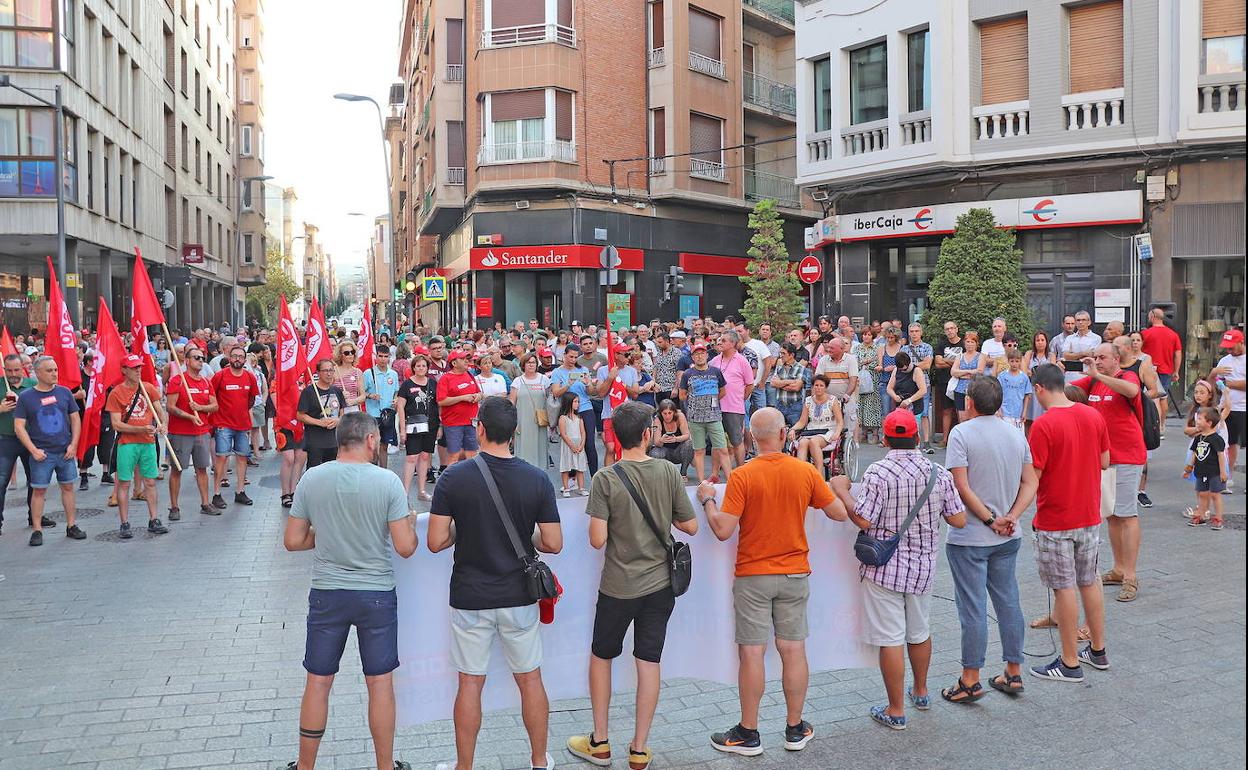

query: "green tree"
left=922, top=208, right=1034, bottom=348
left=739, top=198, right=804, bottom=331
left=245, top=248, right=303, bottom=326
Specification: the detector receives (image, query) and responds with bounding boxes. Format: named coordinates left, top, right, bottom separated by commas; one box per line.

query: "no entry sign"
left=798, top=255, right=823, bottom=284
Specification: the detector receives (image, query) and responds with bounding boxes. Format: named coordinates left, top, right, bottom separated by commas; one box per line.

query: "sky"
left=264, top=0, right=403, bottom=281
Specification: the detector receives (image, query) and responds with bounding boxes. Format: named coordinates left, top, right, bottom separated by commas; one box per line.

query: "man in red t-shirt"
left=1027, top=363, right=1111, bottom=682
left=1139, top=308, right=1182, bottom=437
left=211, top=346, right=260, bottom=508
left=165, top=347, right=218, bottom=518
left=435, top=350, right=482, bottom=466
left=1073, top=343, right=1145, bottom=603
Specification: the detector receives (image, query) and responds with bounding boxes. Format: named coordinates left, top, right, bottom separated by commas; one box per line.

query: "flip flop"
left=1029, top=614, right=1058, bottom=629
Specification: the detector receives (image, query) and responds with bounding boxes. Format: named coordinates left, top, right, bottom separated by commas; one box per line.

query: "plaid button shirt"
left=856, top=450, right=963, bottom=594
left=771, top=361, right=811, bottom=406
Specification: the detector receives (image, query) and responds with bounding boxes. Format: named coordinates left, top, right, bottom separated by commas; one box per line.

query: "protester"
left=1139, top=308, right=1182, bottom=437
left=700, top=407, right=846, bottom=755
left=14, top=356, right=86, bottom=546
left=646, top=399, right=693, bottom=479
left=997, top=349, right=1033, bottom=432
left=1185, top=407, right=1228, bottom=529
left=830, top=409, right=965, bottom=730
left=952, top=331, right=986, bottom=423
left=1211, top=329, right=1245, bottom=491
left=550, top=345, right=597, bottom=476
left=902, top=323, right=934, bottom=451
left=396, top=354, right=439, bottom=501
left=981, top=318, right=1008, bottom=361
left=164, top=346, right=218, bottom=518
left=427, top=397, right=562, bottom=770
left=1060, top=311, right=1101, bottom=382
left=557, top=392, right=590, bottom=496
left=854, top=328, right=882, bottom=443
left=877, top=325, right=904, bottom=416
left=1184, top=379, right=1232, bottom=500
left=298, top=359, right=348, bottom=469
left=363, top=347, right=402, bottom=465
left=283, top=411, right=417, bottom=770
left=510, top=354, right=551, bottom=470
left=710, top=331, right=753, bottom=467
left=1114, top=335, right=1161, bottom=509
left=932, top=321, right=963, bottom=447
left=1023, top=330, right=1055, bottom=431
left=815, top=337, right=858, bottom=434
left=435, top=350, right=483, bottom=466
left=0, top=353, right=40, bottom=538
left=107, top=355, right=169, bottom=539
left=770, top=342, right=812, bottom=427
left=787, top=375, right=844, bottom=475
left=567, top=401, right=698, bottom=770
left=886, top=351, right=929, bottom=442
left=678, top=342, right=731, bottom=484
left=210, top=344, right=261, bottom=508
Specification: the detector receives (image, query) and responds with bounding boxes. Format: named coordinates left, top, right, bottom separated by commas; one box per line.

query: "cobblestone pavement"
left=1, top=417, right=1244, bottom=770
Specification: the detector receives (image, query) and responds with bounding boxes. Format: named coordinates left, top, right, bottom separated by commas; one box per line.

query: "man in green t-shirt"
left=0, top=353, right=48, bottom=536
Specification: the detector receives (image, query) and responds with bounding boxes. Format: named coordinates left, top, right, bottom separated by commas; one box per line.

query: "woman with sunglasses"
left=333, top=340, right=367, bottom=414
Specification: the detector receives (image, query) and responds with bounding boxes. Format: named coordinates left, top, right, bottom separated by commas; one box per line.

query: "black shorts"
left=306, top=445, right=338, bottom=468
left=265, top=396, right=276, bottom=419
left=1228, top=411, right=1247, bottom=449
left=405, top=429, right=437, bottom=455
left=303, top=588, right=399, bottom=677
left=954, top=391, right=967, bottom=411
left=591, top=586, right=676, bottom=663
left=277, top=428, right=304, bottom=452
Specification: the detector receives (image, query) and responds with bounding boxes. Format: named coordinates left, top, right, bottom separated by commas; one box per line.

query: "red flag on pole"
left=78, top=299, right=126, bottom=462
left=45, top=256, right=82, bottom=389
left=130, top=249, right=166, bottom=326
left=602, top=307, right=628, bottom=410
left=130, top=307, right=157, bottom=385
left=305, top=297, right=332, bottom=369
left=357, top=302, right=374, bottom=371
left=276, top=295, right=306, bottom=442
left=0, top=326, right=17, bottom=359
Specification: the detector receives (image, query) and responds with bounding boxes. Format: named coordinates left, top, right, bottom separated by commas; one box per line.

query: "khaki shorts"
left=732, top=574, right=810, bottom=646
left=1100, top=464, right=1143, bottom=519
left=449, top=604, right=542, bottom=676
left=689, top=419, right=728, bottom=450
left=168, top=432, right=212, bottom=471
left=860, top=579, right=931, bottom=647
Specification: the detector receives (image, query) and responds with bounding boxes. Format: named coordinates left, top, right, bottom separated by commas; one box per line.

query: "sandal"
left=1078, top=626, right=1092, bottom=642
left=988, top=673, right=1025, bottom=695
left=280, top=493, right=293, bottom=509
left=1210, top=518, right=1224, bottom=531
left=940, top=678, right=985, bottom=704
left=1116, top=578, right=1138, bottom=602
left=1188, top=516, right=1207, bottom=527
left=1101, top=569, right=1124, bottom=586
left=1029, top=614, right=1058, bottom=629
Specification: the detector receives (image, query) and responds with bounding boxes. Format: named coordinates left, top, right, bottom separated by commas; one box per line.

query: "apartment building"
left=0, top=0, right=265, bottom=334
left=795, top=0, right=1244, bottom=390
left=395, top=0, right=819, bottom=331
left=234, top=0, right=266, bottom=298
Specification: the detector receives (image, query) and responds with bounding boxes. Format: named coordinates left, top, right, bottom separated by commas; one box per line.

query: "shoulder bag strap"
left=472, top=454, right=530, bottom=563
left=895, top=461, right=941, bottom=538
left=121, top=387, right=144, bottom=425
left=611, top=464, right=671, bottom=551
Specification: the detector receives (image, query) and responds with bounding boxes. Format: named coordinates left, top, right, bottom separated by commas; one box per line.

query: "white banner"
left=393, top=487, right=876, bottom=726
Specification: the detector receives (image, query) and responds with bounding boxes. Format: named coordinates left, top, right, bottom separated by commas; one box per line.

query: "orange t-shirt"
left=720, top=453, right=835, bottom=577
left=105, top=382, right=162, bottom=445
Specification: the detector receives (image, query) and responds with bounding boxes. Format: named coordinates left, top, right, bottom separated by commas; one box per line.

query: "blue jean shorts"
left=304, top=588, right=399, bottom=677
left=213, top=427, right=252, bottom=457
left=29, top=452, right=79, bottom=488
left=443, top=424, right=479, bottom=455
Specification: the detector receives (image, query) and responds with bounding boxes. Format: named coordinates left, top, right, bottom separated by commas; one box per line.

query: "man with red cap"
left=436, top=349, right=482, bottom=467
left=595, top=342, right=639, bottom=465
left=1212, top=328, right=1246, bottom=491
left=106, top=354, right=169, bottom=539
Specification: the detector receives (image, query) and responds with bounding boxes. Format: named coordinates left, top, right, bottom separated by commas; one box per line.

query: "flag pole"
left=133, top=248, right=199, bottom=426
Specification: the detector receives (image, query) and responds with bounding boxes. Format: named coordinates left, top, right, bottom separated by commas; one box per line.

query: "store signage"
left=1134, top=232, right=1153, bottom=261
left=182, top=244, right=205, bottom=264
left=469, top=245, right=644, bottom=271
left=803, top=191, right=1144, bottom=245
left=797, top=255, right=823, bottom=284
left=474, top=298, right=493, bottom=317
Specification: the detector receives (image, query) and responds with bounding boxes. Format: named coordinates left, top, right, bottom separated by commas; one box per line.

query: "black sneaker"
left=148, top=518, right=169, bottom=535
left=119, top=521, right=133, bottom=539
left=65, top=525, right=86, bottom=540
left=235, top=492, right=253, bottom=506
left=784, top=720, right=814, bottom=751
left=710, top=724, right=763, bottom=756
left=1030, top=656, right=1084, bottom=683
left=211, top=494, right=227, bottom=510
left=200, top=504, right=221, bottom=516
left=220, top=478, right=230, bottom=488
left=28, top=530, right=42, bottom=547
left=1137, top=492, right=1153, bottom=508
left=100, top=472, right=114, bottom=485
left=425, top=469, right=437, bottom=485
left=168, top=507, right=181, bottom=522
left=40, top=515, right=57, bottom=529
left=78, top=476, right=89, bottom=491
left=1078, top=645, right=1110, bottom=670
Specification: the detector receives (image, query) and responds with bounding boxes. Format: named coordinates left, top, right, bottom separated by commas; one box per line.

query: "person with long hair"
left=397, top=354, right=439, bottom=501
left=878, top=324, right=904, bottom=415
left=332, top=340, right=367, bottom=414
left=647, top=398, right=694, bottom=479
left=1023, top=330, right=1056, bottom=432
left=509, top=353, right=551, bottom=469
left=1184, top=378, right=1232, bottom=500
left=854, top=327, right=882, bottom=443
left=557, top=392, right=588, bottom=496
left=952, top=331, right=986, bottom=424
left=787, top=375, right=844, bottom=474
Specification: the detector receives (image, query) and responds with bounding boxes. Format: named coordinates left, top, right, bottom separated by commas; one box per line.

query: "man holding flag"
left=594, top=341, right=638, bottom=466
left=276, top=296, right=307, bottom=509
left=166, top=344, right=218, bottom=518
left=106, top=355, right=169, bottom=538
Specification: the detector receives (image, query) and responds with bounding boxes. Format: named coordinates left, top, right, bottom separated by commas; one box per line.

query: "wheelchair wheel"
left=841, top=436, right=860, bottom=481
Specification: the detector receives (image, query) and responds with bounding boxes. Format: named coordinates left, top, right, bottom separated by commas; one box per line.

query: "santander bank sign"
left=469, top=244, right=645, bottom=271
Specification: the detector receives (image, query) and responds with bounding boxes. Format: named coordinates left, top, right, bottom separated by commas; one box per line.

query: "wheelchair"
left=787, top=427, right=860, bottom=482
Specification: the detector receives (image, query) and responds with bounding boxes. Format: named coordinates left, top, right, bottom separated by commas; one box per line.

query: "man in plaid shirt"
left=768, top=343, right=811, bottom=426
left=831, top=409, right=965, bottom=731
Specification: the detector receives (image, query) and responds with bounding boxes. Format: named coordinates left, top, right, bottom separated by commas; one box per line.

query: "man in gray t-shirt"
left=284, top=412, right=417, bottom=770
left=941, top=376, right=1037, bottom=702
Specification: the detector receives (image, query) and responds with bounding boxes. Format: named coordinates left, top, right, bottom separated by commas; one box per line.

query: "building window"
left=241, top=73, right=253, bottom=103
left=58, top=0, right=74, bottom=75
left=979, top=15, right=1028, bottom=104
left=240, top=15, right=253, bottom=47
left=906, top=29, right=929, bottom=112
left=812, top=56, right=831, bottom=132
left=649, top=0, right=663, bottom=52
left=180, top=48, right=187, bottom=94
left=446, top=18, right=463, bottom=80
left=1068, top=0, right=1123, bottom=93
left=241, top=124, right=253, bottom=156
left=0, top=107, right=61, bottom=197
left=1202, top=0, right=1246, bottom=73
left=194, top=138, right=200, bottom=181
left=180, top=122, right=188, bottom=169
left=849, top=40, right=888, bottom=124
left=688, top=7, right=723, bottom=78
left=243, top=234, right=254, bottom=264
left=688, top=112, right=724, bottom=182
left=648, top=107, right=665, bottom=175
left=0, top=0, right=55, bottom=67
left=446, top=120, right=465, bottom=183
left=61, top=112, right=75, bottom=201
left=102, top=147, right=109, bottom=216
left=479, top=89, right=576, bottom=164
left=194, top=69, right=201, bottom=112
left=482, top=0, right=575, bottom=48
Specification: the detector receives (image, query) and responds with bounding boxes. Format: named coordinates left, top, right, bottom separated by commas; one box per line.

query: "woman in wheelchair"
left=786, top=375, right=845, bottom=474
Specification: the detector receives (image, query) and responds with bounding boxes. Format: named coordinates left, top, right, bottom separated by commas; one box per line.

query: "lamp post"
left=233, top=173, right=273, bottom=328
left=333, top=93, right=398, bottom=333
left=0, top=76, right=72, bottom=324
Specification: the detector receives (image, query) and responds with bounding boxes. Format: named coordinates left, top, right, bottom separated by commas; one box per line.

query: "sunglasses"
left=188, top=355, right=205, bottom=361
left=342, top=350, right=357, bottom=355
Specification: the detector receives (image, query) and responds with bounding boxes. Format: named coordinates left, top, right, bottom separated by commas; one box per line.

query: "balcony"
left=743, top=71, right=796, bottom=116
left=743, top=0, right=794, bottom=28
left=421, top=188, right=434, bottom=214
left=745, top=168, right=799, bottom=208
left=1198, top=72, right=1246, bottom=113
left=973, top=100, right=1030, bottom=140
left=446, top=64, right=463, bottom=82
left=1062, top=88, right=1124, bottom=130
left=416, top=99, right=431, bottom=135
left=447, top=167, right=465, bottom=185
left=899, top=109, right=931, bottom=145
left=840, top=118, right=889, bottom=156
left=481, top=23, right=576, bottom=49
left=689, top=51, right=726, bottom=79
left=648, top=157, right=666, bottom=176
left=477, top=140, right=577, bottom=165
left=690, top=158, right=726, bottom=182
left=648, top=47, right=665, bottom=68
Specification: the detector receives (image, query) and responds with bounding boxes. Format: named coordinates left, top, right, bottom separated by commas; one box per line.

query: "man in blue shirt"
left=14, top=356, right=87, bottom=546
left=549, top=345, right=598, bottom=475
left=363, top=348, right=403, bottom=465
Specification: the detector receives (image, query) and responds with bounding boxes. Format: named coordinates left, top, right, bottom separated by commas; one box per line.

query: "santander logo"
left=480, top=252, right=500, bottom=267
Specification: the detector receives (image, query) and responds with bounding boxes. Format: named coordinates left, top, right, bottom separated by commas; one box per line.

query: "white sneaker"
left=578, top=488, right=590, bottom=497
left=560, top=488, right=570, bottom=498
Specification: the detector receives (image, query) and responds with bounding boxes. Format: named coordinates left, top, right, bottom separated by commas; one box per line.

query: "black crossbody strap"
left=120, top=387, right=143, bottom=424
left=473, top=454, right=529, bottom=563
left=611, top=463, right=671, bottom=552
left=896, top=461, right=940, bottom=538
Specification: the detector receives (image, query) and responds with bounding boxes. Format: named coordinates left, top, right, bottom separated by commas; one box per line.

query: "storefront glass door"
left=1024, top=267, right=1094, bottom=335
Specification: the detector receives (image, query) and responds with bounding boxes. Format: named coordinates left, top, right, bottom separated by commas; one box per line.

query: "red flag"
left=130, top=248, right=166, bottom=326
left=131, top=308, right=157, bottom=385
left=0, top=326, right=17, bottom=359
left=276, top=296, right=306, bottom=442
left=602, top=309, right=628, bottom=410
left=79, top=299, right=126, bottom=461
left=45, top=256, right=82, bottom=389
left=357, top=303, right=374, bottom=371
left=305, top=297, right=332, bottom=369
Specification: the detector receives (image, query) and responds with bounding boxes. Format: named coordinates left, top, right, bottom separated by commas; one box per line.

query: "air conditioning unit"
left=515, top=200, right=530, bottom=210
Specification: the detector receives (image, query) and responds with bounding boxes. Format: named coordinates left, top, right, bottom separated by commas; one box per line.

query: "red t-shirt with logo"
left=1028, top=403, right=1110, bottom=531
left=435, top=371, right=480, bottom=426
left=1139, top=324, right=1182, bottom=375
left=210, top=367, right=260, bottom=431
left=1074, top=373, right=1146, bottom=465
left=166, top=373, right=213, bottom=436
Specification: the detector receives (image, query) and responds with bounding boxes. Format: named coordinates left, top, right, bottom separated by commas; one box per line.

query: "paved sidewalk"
left=0, top=419, right=1243, bottom=770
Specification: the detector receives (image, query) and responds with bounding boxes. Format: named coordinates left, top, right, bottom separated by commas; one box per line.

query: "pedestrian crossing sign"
left=421, top=276, right=447, bottom=302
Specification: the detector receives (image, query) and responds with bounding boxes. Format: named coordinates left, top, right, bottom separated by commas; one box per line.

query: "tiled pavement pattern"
left=1, top=417, right=1243, bottom=770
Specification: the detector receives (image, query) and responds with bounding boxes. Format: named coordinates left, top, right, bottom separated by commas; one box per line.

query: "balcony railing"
left=689, top=51, right=726, bottom=79
left=416, top=100, right=431, bottom=134
left=743, top=0, right=795, bottom=25
left=446, top=64, right=463, bottom=82
left=841, top=118, right=889, bottom=156
left=648, top=157, right=666, bottom=176
left=477, top=140, right=577, bottom=164
left=898, top=109, right=931, bottom=145
left=745, top=168, right=799, bottom=209
left=973, top=100, right=1030, bottom=140
left=1198, top=72, right=1246, bottom=113
left=421, top=189, right=434, bottom=214
left=481, top=23, right=576, bottom=49
left=690, top=157, right=726, bottom=182
left=447, top=167, right=466, bottom=185
left=648, top=47, right=665, bottom=68
left=743, top=71, right=796, bottom=115
left=1062, top=88, right=1124, bottom=130
left=806, top=128, right=835, bottom=162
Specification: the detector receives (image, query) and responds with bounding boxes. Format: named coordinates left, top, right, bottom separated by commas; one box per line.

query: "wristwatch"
left=983, top=514, right=997, bottom=528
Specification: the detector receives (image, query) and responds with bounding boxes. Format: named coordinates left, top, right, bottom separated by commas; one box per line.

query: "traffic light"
left=403, top=270, right=418, bottom=293
left=662, top=265, right=685, bottom=303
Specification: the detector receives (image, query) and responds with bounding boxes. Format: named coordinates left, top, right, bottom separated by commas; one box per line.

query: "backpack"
left=1139, top=392, right=1161, bottom=451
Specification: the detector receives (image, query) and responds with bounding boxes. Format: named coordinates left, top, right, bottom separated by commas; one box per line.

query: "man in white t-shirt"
left=1060, top=311, right=1102, bottom=383
left=738, top=324, right=775, bottom=455
left=815, top=337, right=859, bottom=432
left=1213, top=329, right=1246, bottom=489
left=981, top=318, right=1008, bottom=361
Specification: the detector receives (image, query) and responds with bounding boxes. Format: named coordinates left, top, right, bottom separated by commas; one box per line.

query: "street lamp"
left=333, top=92, right=398, bottom=333
left=234, top=174, right=274, bottom=327
left=0, top=75, right=72, bottom=324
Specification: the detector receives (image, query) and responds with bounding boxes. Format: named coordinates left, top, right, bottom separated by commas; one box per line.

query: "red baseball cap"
left=612, top=343, right=633, bottom=354
left=882, top=408, right=919, bottom=439
left=411, top=345, right=430, bottom=356
left=447, top=349, right=469, bottom=362
left=538, top=348, right=554, bottom=358
left=1221, top=329, right=1244, bottom=348
left=691, top=342, right=708, bottom=352
left=122, top=354, right=144, bottom=369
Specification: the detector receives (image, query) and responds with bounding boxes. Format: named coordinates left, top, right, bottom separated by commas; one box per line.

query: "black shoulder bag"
left=472, top=455, right=559, bottom=602
left=611, top=464, right=693, bottom=597
left=108, top=388, right=145, bottom=470
left=853, top=461, right=940, bottom=567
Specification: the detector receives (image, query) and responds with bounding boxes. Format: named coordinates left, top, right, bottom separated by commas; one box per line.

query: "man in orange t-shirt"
left=698, top=406, right=846, bottom=757
left=106, top=355, right=169, bottom=539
